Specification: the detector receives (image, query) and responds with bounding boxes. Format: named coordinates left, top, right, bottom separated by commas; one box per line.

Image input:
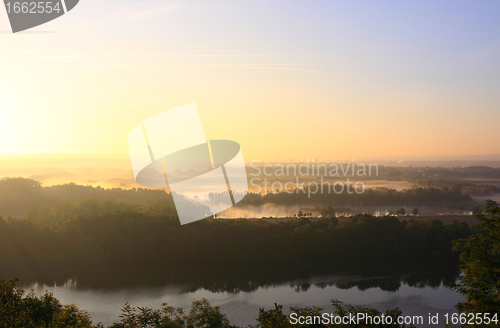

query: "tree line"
left=0, top=178, right=476, bottom=220
left=0, top=178, right=172, bottom=218
left=1, top=200, right=499, bottom=327
left=0, top=200, right=472, bottom=267
left=239, top=186, right=472, bottom=207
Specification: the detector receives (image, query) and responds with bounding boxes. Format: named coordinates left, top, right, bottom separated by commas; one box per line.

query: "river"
left=13, top=262, right=464, bottom=327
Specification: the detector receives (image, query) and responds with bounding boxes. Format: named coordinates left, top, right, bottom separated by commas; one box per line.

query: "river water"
left=15, top=263, right=464, bottom=327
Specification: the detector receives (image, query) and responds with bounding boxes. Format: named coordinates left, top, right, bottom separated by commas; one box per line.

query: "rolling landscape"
left=2, top=0, right=500, bottom=326
left=0, top=158, right=499, bottom=326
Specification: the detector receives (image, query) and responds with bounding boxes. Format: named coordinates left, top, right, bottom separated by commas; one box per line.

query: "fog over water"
left=472, top=193, right=500, bottom=204
left=220, top=204, right=473, bottom=218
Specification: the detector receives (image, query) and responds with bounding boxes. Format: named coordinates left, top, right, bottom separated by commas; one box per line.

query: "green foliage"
left=321, top=206, right=336, bottom=218
left=0, top=279, right=94, bottom=328
left=452, top=200, right=500, bottom=315
left=109, top=302, right=186, bottom=328
left=185, top=299, right=235, bottom=328
left=410, top=208, right=418, bottom=216
left=0, top=209, right=472, bottom=267
left=113, top=299, right=415, bottom=328
left=240, top=187, right=472, bottom=207
left=472, top=205, right=483, bottom=215
left=254, top=303, right=290, bottom=328
left=254, top=299, right=413, bottom=328
left=0, top=281, right=416, bottom=328
left=328, top=299, right=411, bottom=328
left=107, top=298, right=235, bottom=328
left=406, top=178, right=499, bottom=196
left=0, top=280, right=236, bottom=328
left=0, top=178, right=475, bottom=220
left=0, top=178, right=174, bottom=218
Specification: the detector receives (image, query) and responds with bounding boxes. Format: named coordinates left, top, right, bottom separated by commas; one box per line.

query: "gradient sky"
left=1, top=0, right=500, bottom=162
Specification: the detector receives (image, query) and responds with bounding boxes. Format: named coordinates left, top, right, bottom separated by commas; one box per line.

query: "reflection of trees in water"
left=332, top=271, right=457, bottom=292
left=10, top=261, right=461, bottom=294
left=404, top=270, right=458, bottom=289
left=335, top=278, right=402, bottom=292
left=178, top=263, right=461, bottom=294
left=294, top=283, right=311, bottom=293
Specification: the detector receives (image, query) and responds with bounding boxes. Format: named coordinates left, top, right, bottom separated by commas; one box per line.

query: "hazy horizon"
left=2, top=152, right=500, bottom=190
left=1, top=2, right=499, bottom=326
left=2, top=1, right=500, bottom=162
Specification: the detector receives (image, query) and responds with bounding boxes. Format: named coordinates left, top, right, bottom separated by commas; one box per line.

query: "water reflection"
left=2, top=261, right=461, bottom=294
left=0, top=261, right=463, bottom=327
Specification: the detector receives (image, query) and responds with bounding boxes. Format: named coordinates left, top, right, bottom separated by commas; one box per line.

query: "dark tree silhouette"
left=452, top=200, right=500, bottom=316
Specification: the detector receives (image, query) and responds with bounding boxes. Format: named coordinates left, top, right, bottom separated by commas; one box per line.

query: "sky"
left=1, top=0, right=500, bottom=162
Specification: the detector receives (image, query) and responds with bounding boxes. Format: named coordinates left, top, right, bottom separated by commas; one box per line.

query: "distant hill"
left=0, top=177, right=173, bottom=218
left=385, top=154, right=500, bottom=168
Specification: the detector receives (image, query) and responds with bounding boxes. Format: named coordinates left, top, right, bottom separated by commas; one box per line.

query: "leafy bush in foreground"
left=0, top=280, right=94, bottom=328
left=1, top=279, right=415, bottom=328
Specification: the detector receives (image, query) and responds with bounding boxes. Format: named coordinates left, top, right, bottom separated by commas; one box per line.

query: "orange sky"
left=1, top=1, right=500, bottom=162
